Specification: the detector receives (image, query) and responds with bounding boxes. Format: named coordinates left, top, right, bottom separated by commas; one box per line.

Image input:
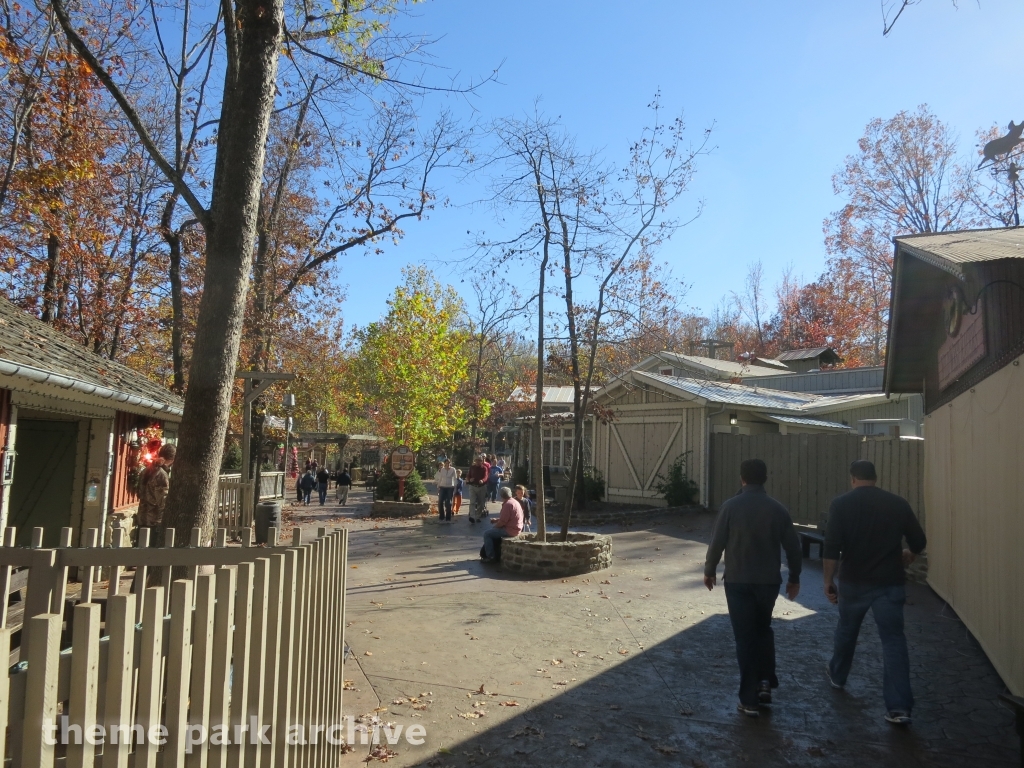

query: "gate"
left=709, top=433, right=924, bottom=528
left=0, top=522, right=347, bottom=766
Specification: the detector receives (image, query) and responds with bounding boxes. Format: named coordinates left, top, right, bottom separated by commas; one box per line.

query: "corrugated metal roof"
left=777, top=347, right=832, bottom=361
left=507, top=385, right=582, bottom=403
left=761, top=414, right=854, bottom=431
left=640, top=351, right=788, bottom=378
left=895, top=227, right=1024, bottom=269
left=634, top=371, right=888, bottom=414
left=742, top=367, right=885, bottom=395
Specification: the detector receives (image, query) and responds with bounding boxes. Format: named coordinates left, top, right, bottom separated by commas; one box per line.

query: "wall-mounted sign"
left=938, top=295, right=986, bottom=390
left=390, top=445, right=415, bottom=478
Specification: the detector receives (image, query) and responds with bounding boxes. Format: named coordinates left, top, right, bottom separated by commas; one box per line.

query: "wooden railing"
left=0, top=523, right=348, bottom=767
left=217, top=472, right=287, bottom=534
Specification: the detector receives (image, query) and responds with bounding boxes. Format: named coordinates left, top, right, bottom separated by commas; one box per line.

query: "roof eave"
left=0, top=358, right=184, bottom=418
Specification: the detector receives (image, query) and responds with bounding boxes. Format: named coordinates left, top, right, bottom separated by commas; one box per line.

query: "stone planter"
left=371, top=500, right=431, bottom=518
left=501, top=532, right=612, bottom=578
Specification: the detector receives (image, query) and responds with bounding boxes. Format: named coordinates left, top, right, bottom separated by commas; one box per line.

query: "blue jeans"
left=318, top=483, right=328, bottom=505
left=483, top=527, right=510, bottom=559
left=829, top=582, right=913, bottom=713
left=486, top=481, right=500, bottom=502
left=724, top=582, right=780, bottom=706
left=437, top=487, right=454, bottom=520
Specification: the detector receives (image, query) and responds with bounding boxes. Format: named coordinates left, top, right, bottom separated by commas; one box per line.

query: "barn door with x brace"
left=605, top=415, right=684, bottom=499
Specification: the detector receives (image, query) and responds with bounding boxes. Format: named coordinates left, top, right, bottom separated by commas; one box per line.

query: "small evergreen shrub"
left=375, top=462, right=427, bottom=502
left=582, top=467, right=605, bottom=502
left=653, top=453, right=700, bottom=506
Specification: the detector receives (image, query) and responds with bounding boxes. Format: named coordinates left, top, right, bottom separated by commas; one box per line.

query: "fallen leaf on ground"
left=475, top=684, right=490, bottom=695
left=343, top=680, right=356, bottom=690
left=680, top=706, right=693, bottom=716
left=654, top=744, right=678, bottom=756
left=364, top=651, right=373, bottom=656
left=609, top=705, right=621, bottom=710
left=392, top=698, right=407, bottom=705
left=364, top=744, right=397, bottom=762
left=601, top=580, right=611, bottom=584
left=807, top=746, right=825, bottom=757
left=550, top=659, right=563, bottom=665
left=618, top=649, right=629, bottom=655
left=500, top=700, right=519, bottom=707
left=570, top=739, right=587, bottom=748
left=458, top=711, right=485, bottom=719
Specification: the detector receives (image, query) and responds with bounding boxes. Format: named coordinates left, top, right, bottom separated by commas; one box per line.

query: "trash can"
left=254, top=501, right=281, bottom=545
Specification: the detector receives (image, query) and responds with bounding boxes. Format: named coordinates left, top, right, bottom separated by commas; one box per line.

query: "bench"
left=795, top=527, right=825, bottom=559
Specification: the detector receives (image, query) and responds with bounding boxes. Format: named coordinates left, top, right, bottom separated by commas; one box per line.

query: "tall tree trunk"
left=162, top=0, right=283, bottom=545
left=41, top=232, right=60, bottom=322
left=532, top=220, right=550, bottom=541
left=167, top=232, right=186, bottom=393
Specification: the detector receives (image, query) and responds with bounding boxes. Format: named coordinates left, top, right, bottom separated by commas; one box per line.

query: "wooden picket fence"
left=216, top=479, right=254, bottom=535
left=0, top=522, right=348, bottom=767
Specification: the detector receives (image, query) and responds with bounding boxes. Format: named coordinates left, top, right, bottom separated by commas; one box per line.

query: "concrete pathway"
left=282, top=488, right=1018, bottom=767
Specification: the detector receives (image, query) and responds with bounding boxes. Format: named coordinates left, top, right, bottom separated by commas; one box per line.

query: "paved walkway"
left=283, top=488, right=1018, bottom=767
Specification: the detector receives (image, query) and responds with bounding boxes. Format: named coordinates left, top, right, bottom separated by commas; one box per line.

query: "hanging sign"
left=390, top=445, right=415, bottom=478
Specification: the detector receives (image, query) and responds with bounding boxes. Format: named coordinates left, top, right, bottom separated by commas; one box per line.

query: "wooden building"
left=592, top=369, right=910, bottom=507
left=886, top=227, right=1024, bottom=697
left=0, top=297, right=182, bottom=546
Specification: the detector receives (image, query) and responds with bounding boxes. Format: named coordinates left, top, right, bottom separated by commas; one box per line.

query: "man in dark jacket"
left=704, top=459, right=802, bottom=717
left=823, top=460, right=926, bottom=726
left=316, top=465, right=331, bottom=505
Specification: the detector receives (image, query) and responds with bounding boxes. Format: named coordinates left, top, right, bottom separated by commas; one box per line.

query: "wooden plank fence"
left=709, top=433, right=924, bottom=529
left=0, top=523, right=347, bottom=767
left=217, top=472, right=287, bottom=535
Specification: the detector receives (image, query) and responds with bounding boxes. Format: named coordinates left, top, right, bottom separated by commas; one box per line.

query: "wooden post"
left=0, top=526, right=16, bottom=629
left=208, top=567, right=237, bottom=768
left=164, top=580, right=194, bottom=768
left=67, top=603, right=101, bottom=768
left=133, top=528, right=151, bottom=622
left=101, top=593, right=136, bottom=768
left=227, top=562, right=254, bottom=768
left=188, top=573, right=217, bottom=768
left=244, top=559, right=270, bottom=768
left=162, top=527, right=176, bottom=615
left=260, top=554, right=285, bottom=767
left=0, top=625, right=12, bottom=764
left=21, top=548, right=57, bottom=660
left=20, top=613, right=62, bottom=768
left=133, top=587, right=165, bottom=768
left=80, top=528, right=98, bottom=605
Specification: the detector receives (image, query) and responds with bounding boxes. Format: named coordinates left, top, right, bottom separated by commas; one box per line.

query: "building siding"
left=925, top=358, right=1024, bottom=696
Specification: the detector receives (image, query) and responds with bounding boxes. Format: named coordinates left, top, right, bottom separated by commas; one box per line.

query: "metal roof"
left=895, top=227, right=1024, bottom=271
left=621, top=371, right=889, bottom=414
left=0, top=295, right=183, bottom=417
left=638, top=351, right=788, bottom=378
left=761, top=414, right=854, bottom=432
left=776, top=347, right=832, bottom=361
left=508, top=385, right=587, bottom=404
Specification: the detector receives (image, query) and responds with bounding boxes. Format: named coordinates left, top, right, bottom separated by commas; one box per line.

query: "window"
left=659, top=367, right=673, bottom=376
left=540, top=426, right=574, bottom=467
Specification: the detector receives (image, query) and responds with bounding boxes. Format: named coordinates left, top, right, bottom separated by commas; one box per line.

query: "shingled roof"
left=0, top=295, right=183, bottom=417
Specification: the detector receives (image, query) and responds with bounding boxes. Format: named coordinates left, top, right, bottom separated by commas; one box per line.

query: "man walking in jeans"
left=704, top=459, right=803, bottom=717
left=434, top=459, right=457, bottom=523
left=823, top=460, right=926, bottom=726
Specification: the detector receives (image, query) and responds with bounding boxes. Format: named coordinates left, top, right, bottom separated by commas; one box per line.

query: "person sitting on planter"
left=482, top=486, right=524, bottom=562
left=514, top=484, right=535, bottom=533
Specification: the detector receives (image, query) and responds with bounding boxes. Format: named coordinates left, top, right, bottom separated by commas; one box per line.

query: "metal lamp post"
left=282, top=392, right=296, bottom=480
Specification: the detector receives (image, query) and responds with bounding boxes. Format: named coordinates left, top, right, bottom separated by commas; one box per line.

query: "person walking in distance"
left=486, top=454, right=503, bottom=502
left=316, top=464, right=331, bottom=505
left=336, top=465, right=352, bottom=505
left=299, top=469, right=316, bottom=506
left=466, top=455, right=489, bottom=523
left=453, top=469, right=465, bottom=515
left=434, top=459, right=457, bottom=523
left=704, top=459, right=803, bottom=717
left=823, top=460, right=927, bottom=726
left=138, top=444, right=176, bottom=546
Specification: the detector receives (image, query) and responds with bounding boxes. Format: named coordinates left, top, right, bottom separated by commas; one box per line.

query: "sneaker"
left=825, top=665, right=844, bottom=690
left=757, top=681, right=772, bottom=705
left=884, top=710, right=911, bottom=726
left=736, top=702, right=759, bottom=718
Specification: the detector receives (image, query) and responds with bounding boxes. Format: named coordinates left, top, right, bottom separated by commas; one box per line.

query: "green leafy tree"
left=352, top=266, right=470, bottom=450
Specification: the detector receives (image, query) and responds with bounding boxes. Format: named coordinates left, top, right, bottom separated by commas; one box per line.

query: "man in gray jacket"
left=704, top=458, right=803, bottom=717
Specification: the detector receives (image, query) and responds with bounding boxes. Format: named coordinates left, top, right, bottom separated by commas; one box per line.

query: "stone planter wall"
left=501, top=532, right=612, bottom=578
left=371, top=500, right=431, bottom=518
left=545, top=504, right=707, bottom=527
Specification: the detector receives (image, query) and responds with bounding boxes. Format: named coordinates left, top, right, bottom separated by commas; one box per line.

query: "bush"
left=652, top=453, right=700, bottom=506
left=375, top=462, right=428, bottom=502
left=582, top=467, right=605, bottom=502
left=221, top=441, right=242, bottom=472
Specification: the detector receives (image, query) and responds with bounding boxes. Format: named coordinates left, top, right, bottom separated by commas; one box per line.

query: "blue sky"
left=336, top=0, right=1023, bottom=328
